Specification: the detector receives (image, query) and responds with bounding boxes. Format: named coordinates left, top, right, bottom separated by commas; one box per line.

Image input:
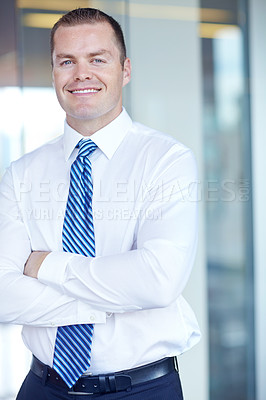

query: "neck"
left=66, top=109, right=123, bottom=137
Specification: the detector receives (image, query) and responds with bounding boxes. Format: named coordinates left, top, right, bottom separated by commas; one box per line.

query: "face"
left=52, top=22, right=131, bottom=135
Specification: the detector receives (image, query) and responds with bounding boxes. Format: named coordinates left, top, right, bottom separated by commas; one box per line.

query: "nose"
left=74, top=62, right=93, bottom=81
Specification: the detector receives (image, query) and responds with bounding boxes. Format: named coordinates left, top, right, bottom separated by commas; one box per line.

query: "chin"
left=68, top=109, right=97, bottom=120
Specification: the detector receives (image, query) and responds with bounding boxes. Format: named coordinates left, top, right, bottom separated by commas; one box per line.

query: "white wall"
left=249, top=0, right=266, bottom=399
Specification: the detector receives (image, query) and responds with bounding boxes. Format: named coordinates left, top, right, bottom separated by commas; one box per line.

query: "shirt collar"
left=63, top=108, right=133, bottom=161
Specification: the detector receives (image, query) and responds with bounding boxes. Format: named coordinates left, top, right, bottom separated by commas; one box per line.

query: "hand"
left=24, top=251, right=50, bottom=279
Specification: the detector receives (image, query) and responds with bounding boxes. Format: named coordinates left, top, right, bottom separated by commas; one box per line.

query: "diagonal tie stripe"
left=53, top=139, right=97, bottom=388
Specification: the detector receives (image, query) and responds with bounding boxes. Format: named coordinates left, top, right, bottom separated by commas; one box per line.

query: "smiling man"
left=52, top=21, right=131, bottom=135
left=0, top=8, right=200, bottom=400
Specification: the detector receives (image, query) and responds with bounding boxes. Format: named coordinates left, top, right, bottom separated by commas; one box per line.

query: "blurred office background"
left=0, top=0, right=265, bottom=399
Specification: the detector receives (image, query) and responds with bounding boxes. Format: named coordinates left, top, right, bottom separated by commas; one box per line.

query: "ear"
left=51, top=67, right=55, bottom=87
left=122, top=58, right=131, bottom=87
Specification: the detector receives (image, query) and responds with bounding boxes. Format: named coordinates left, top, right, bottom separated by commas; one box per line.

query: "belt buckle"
left=68, top=392, right=93, bottom=396
left=68, top=373, right=132, bottom=395
left=68, top=389, right=94, bottom=396
left=68, top=381, right=94, bottom=396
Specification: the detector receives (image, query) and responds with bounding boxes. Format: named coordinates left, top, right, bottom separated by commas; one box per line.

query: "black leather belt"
left=31, top=355, right=178, bottom=395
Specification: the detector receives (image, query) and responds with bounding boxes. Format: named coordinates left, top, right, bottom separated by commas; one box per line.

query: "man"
left=0, top=8, right=200, bottom=400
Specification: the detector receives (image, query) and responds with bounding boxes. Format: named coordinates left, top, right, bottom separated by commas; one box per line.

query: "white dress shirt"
left=0, top=109, right=200, bottom=374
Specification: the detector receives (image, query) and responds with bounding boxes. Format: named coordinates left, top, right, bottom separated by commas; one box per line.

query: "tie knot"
left=77, top=139, right=97, bottom=159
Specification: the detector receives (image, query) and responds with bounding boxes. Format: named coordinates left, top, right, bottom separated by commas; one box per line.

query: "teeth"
left=72, top=89, right=99, bottom=94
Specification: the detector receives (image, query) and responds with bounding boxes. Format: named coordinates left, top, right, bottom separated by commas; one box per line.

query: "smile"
left=70, top=89, right=100, bottom=94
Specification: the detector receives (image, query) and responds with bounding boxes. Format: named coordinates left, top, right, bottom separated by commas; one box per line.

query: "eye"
left=61, top=60, right=72, bottom=66
left=93, top=58, right=104, bottom=64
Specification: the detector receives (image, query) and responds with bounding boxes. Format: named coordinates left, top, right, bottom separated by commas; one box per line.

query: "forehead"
left=53, top=22, right=118, bottom=53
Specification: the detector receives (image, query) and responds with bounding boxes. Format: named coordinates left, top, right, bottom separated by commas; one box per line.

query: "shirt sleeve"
left=0, top=166, right=106, bottom=327
left=38, top=148, right=198, bottom=313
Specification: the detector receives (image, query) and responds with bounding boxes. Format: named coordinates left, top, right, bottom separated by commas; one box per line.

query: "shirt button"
left=90, top=314, right=96, bottom=322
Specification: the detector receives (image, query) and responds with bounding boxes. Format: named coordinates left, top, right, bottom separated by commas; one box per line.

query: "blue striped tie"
left=53, top=139, right=97, bottom=388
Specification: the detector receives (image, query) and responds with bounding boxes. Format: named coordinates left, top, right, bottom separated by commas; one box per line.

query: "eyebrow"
left=55, top=49, right=112, bottom=60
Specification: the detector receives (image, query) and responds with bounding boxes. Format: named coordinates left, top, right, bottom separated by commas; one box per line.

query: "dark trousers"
left=16, top=369, right=183, bottom=400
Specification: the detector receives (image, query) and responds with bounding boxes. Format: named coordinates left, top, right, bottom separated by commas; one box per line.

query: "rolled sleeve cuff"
left=38, top=251, right=74, bottom=288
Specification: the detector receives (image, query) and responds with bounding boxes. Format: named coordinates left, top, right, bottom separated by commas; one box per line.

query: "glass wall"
left=0, top=0, right=255, bottom=399
left=200, top=0, right=255, bottom=399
